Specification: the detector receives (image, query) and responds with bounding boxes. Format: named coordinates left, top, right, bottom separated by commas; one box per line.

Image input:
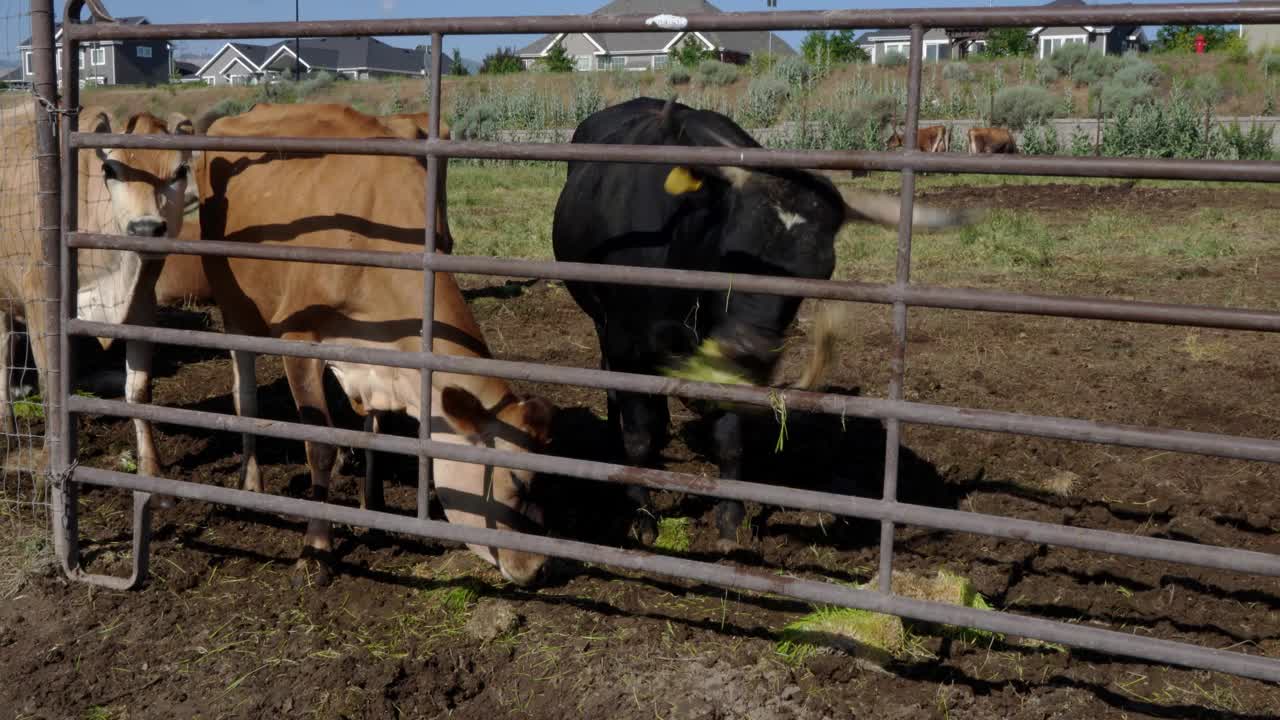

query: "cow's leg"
left=282, top=353, right=339, bottom=587
left=22, top=300, right=51, bottom=476
left=711, top=410, right=747, bottom=552
left=0, top=311, right=14, bottom=439
left=359, top=411, right=384, bottom=512
left=125, top=338, right=173, bottom=507
left=230, top=349, right=262, bottom=493
left=616, top=390, right=668, bottom=545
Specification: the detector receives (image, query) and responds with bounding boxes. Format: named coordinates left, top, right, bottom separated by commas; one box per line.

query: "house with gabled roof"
left=517, top=0, right=794, bottom=72
left=195, top=36, right=447, bottom=86
left=17, top=15, right=173, bottom=87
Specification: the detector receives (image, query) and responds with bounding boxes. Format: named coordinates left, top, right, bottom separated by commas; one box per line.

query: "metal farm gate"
left=21, top=0, right=1280, bottom=683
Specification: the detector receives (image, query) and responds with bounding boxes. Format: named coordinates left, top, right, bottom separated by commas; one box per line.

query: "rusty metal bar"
left=419, top=33, right=444, bottom=521
left=62, top=4, right=1280, bottom=41
left=67, top=234, right=1280, bottom=334
left=66, top=395, right=1280, bottom=580
left=70, top=464, right=1280, bottom=682
left=879, top=24, right=926, bottom=594
left=67, top=132, right=1280, bottom=182
left=68, top=320, right=1280, bottom=466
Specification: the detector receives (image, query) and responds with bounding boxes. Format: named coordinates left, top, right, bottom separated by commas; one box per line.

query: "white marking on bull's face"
left=99, top=147, right=191, bottom=241
left=774, top=204, right=808, bottom=230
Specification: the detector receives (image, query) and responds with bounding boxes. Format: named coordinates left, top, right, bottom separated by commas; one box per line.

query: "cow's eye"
left=101, top=162, right=116, bottom=181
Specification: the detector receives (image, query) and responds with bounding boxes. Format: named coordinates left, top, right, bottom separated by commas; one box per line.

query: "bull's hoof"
left=291, top=548, right=334, bottom=589
left=630, top=514, right=658, bottom=546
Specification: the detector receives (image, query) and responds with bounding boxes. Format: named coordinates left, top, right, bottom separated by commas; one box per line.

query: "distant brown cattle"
left=887, top=124, right=949, bottom=153
left=968, top=127, right=1018, bottom=154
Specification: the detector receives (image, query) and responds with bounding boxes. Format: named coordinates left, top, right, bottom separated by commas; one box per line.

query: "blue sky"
left=1, top=0, right=1244, bottom=65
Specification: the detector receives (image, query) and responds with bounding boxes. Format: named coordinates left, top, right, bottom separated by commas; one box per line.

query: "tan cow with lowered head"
left=968, top=126, right=1019, bottom=154
left=194, top=103, right=554, bottom=586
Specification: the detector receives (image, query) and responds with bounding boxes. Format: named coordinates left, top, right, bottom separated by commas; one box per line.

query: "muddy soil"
left=2, top=183, right=1280, bottom=719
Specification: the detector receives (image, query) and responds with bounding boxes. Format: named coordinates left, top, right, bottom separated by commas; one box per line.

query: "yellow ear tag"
left=664, top=167, right=703, bottom=195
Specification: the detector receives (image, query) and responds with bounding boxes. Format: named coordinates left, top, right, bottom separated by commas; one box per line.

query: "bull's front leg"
left=712, top=411, right=747, bottom=553
left=613, top=389, right=668, bottom=546
left=125, top=338, right=171, bottom=507
left=230, top=349, right=262, bottom=493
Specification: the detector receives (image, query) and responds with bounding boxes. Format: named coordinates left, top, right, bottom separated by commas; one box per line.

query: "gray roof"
left=518, top=0, right=794, bottom=57
left=19, top=16, right=148, bottom=47
left=855, top=28, right=914, bottom=43
left=213, top=36, right=449, bottom=75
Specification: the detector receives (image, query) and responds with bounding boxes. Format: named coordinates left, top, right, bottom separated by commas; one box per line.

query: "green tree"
left=451, top=48, right=469, bottom=76
left=1154, top=25, right=1238, bottom=53
left=539, top=43, right=576, bottom=72
left=480, top=46, right=523, bottom=75
left=669, top=36, right=715, bottom=67
left=979, top=28, right=1036, bottom=58
left=800, top=30, right=869, bottom=65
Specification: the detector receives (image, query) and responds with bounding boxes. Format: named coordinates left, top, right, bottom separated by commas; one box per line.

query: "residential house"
left=17, top=16, right=173, bottom=87
left=196, top=36, right=448, bottom=86
left=858, top=0, right=1147, bottom=65
left=1243, top=24, right=1280, bottom=53
left=517, top=0, right=795, bottom=72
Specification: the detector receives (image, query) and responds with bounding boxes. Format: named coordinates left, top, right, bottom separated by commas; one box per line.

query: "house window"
left=137, top=45, right=153, bottom=59
left=24, top=51, right=31, bottom=75
left=92, top=47, right=105, bottom=65
left=1040, top=35, right=1086, bottom=58
left=652, top=54, right=668, bottom=70
left=882, top=42, right=909, bottom=62
left=577, top=54, right=594, bottom=71
left=925, top=42, right=948, bottom=62
left=610, top=56, right=625, bottom=70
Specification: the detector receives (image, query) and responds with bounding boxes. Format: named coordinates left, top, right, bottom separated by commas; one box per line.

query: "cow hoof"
left=715, top=538, right=741, bottom=554
left=292, top=549, right=334, bottom=589
left=630, top=514, right=658, bottom=546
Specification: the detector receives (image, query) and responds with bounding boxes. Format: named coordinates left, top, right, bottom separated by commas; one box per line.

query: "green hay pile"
left=653, top=517, right=692, bottom=553
left=776, top=570, right=999, bottom=667
left=661, top=339, right=753, bottom=387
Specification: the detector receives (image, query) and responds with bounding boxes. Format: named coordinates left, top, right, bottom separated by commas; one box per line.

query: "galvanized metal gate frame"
left=27, top=0, right=1280, bottom=683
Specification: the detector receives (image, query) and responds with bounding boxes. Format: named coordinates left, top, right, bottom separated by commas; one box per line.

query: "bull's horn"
left=841, top=188, right=981, bottom=230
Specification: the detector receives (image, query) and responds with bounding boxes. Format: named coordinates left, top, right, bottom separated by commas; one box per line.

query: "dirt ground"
left=2, top=182, right=1280, bottom=719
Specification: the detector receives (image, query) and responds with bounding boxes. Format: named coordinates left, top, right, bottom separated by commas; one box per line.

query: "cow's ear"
left=90, top=112, right=112, bottom=162
left=517, top=396, right=555, bottom=447
left=439, top=385, right=489, bottom=441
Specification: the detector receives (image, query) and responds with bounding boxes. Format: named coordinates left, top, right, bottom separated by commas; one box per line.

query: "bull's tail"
left=795, top=301, right=850, bottom=391
left=840, top=188, right=979, bottom=230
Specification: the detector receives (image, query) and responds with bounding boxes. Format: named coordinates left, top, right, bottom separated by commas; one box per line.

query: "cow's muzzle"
left=126, top=218, right=167, bottom=237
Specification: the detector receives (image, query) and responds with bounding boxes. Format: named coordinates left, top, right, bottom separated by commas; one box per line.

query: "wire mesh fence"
left=0, top=0, right=55, bottom=597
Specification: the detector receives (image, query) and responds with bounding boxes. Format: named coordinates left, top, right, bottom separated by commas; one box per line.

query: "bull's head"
left=886, top=128, right=906, bottom=150
left=90, top=111, right=193, bottom=241
left=662, top=161, right=978, bottom=385
left=433, top=385, right=556, bottom=586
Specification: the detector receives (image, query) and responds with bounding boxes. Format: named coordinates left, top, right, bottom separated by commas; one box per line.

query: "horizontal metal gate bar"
left=67, top=233, right=1280, bottom=334
left=68, top=132, right=1280, bottom=182
left=70, top=319, right=1280, bottom=466
left=71, top=464, right=1280, bottom=684
left=68, top=394, right=1280, bottom=578
left=63, top=4, right=1280, bottom=41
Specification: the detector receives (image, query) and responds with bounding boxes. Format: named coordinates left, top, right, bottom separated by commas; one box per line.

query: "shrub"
left=480, top=47, right=523, bottom=74
left=1187, top=75, right=1226, bottom=108
left=1048, top=43, right=1090, bottom=78
left=771, top=56, right=813, bottom=88
left=942, top=62, right=973, bottom=83
left=1264, top=52, right=1280, bottom=76
left=208, top=97, right=252, bottom=118
left=739, top=76, right=792, bottom=127
left=452, top=101, right=502, bottom=141
left=668, top=67, right=692, bottom=86
left=1221, top=121, right=1274, bottom=160
left=697, top=60, right=739, bottom=86
left=1099, top=81, right=1155, bottom=116
left=1020, top=122, right=1061, bottom=155
left=538, top=43, right=575, bottom=73
left=571, top=77, right=604, bottom=123
left=880, top=51, right=908, bottom=68
left=991, top=85, right=1061, bottom=130
left=670, top=36, right=716, bottom=68
left=748, top=52, right=780, bottom=76
left=1069, top=126, right=1095, bottom=156
left=1034, top=59, right=1060, bottom=84
left=1073, top=52, right=1121, bottom=85
left=1112, top=58, right=1160, bottom=88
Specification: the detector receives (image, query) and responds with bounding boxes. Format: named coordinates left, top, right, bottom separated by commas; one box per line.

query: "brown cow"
left=886, top=124, right=949, bottom=153
left=0, top=103, right=192, bottom=494
left=195, top=103, right=553, bottom=586
left=968, top=127, right=1019, bottom=154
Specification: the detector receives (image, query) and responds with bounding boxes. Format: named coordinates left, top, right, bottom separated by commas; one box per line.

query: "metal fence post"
left=877, top=23, right=925, bottom=593
left=419, top=33, right=444, bottom=520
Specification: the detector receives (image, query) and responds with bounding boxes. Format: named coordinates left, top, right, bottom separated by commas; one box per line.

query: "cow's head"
left=435, top=385, right=556, bottom=587
left=662, top=161, right=976, bottom=384
left=885, top=128, right=906, bottom=150
left=90, top=111, right=193, bottom=241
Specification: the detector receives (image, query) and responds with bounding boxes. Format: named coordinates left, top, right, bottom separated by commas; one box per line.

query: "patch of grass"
left=83, top=706, right=122, bottom=720
left=776, top=605, right=909, bottom=666
left=653, top=517, right=692, bottom=553
left=957, top=210, right=1058, bottom=271
left=117, top=450, right=138, bottom=474
left=1181, top=331, right=1231, bottom=362
left=12, top=395, right=43, bottom=420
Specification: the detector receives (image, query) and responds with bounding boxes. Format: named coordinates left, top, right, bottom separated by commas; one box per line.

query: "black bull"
left=551, top=97, right=975, bottom=549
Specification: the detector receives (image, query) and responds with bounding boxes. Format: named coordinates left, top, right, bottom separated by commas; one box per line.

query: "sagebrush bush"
left=1264, top=52, right=1280, bottom=76
left=1073, top=52, right=1121, bottom=86
left=739, top=76, right=792, bottom=127
left=991, top=85, right=1061, bottom=130
left=880, top=51, right=908, bottom=67
left=771, top=56, right=813, bottom=87
left=942, top=62, right=973, bottom=83
left=697, top=60, right=740, bottom=86
left=1048, top=43, right=1090, bottom=78
left=1099, top=81, right=1155, bottom=116
left=571, top=77, right=605, bottom=123
left=209, top=97, right=252, bottom=118
left=453, top=101, right=502, bottom=141
left=1034, top=59, right=1060, bottom=84
left=668, top=67, right=692, bottom=86
left=1020, top=122, right=1061, bottom=155
left=1112, top=58, right=1161, bottom=88
left=1221, top=121, right=1275, bottom=160
left=1069, top=126, right=1095, bottom=156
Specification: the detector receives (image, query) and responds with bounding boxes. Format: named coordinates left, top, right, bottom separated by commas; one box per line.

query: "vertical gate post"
left=877, top=24, right=925, bottom=593
left=418, top=33, right=444, bottom=520
left=29, top=0, right=71, bottom=570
